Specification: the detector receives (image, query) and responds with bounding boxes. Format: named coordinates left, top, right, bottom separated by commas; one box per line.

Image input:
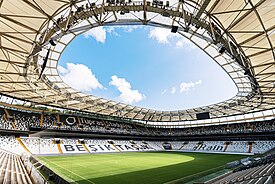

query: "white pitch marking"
left=40, top=156, right=96, bottom=184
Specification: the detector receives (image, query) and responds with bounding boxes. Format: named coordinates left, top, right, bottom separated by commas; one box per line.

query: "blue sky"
left=58, top=26, right=237, bottom=111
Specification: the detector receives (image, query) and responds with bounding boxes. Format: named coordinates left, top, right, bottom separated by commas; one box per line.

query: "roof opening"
left=58, top=26, right=237, bottom=111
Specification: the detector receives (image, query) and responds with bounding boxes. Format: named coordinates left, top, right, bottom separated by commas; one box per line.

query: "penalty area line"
left=40, top=156, right=96, bottom=184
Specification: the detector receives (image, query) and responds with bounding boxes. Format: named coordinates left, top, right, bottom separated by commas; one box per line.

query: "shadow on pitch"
left=72, top=152, right=245, bottom=184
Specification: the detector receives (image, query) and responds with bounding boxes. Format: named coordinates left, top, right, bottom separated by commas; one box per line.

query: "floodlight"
left=171, top=26, right=178, bottom=33
left=49, top=39, right=56, bottom=46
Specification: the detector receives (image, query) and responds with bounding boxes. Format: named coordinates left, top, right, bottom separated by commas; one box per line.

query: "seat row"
left=0, top=149, right=33, bottom=184
left=213, top=162, right=275, bottom=184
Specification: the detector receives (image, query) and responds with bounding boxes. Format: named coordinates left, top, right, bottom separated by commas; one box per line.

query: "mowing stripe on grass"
left=38, top=152, right=246, bottom=184
left=164, top=165, right=225, bottom=184
left=41, top=156, right=96, bottom=184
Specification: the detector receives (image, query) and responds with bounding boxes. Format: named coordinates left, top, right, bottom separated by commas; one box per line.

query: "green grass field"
left=38, top=152, right=246, bottom=184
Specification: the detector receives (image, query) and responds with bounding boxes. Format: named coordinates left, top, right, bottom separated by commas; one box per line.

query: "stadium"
left=0, top=0, right=274, bottom=183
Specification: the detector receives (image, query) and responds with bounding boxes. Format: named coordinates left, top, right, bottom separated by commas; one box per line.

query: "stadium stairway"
left=3, top=109, right=17, bottom=130
left=111, top=143, right=123, bottom=153
left=81, top=143, right=90, bottom=153
left=39, top=114, right=43, bottom=127
left=16, top=137, right=31, bottom=154
left=56, top=143, right=63, bottom=154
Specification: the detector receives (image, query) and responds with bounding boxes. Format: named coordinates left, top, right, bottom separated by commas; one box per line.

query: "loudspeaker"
left=196, top=112, right=210, bottom=120
left=49, top=39, right=56, bottom=46
left=79, top=139, right=85, bottom=144
left=218, top=46, right=226, bottom=54
left=108, top=140, right=114, bottom=144
left=171, top=26, right=178, bottom=33
left=54, top=139, right=60, bottom=144
left=244, top=69, right=251, bottom=76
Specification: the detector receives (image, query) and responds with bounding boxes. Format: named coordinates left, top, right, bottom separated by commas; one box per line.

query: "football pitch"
left=38, top=152, right=246, bottom=184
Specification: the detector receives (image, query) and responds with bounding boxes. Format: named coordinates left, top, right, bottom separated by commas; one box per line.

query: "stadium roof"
left=0, top=0, right=274, bottom=124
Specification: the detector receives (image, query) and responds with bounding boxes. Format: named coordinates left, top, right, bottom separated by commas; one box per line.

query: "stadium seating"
left=1, top=135, right=274, bottom=183
left=0, top=118, right=13, bottom=130
left=253, top=141, right=275, bottom=154
left=8, top=109, right=40, bottom=131
left=0, top=149, right=33, bottom=184
left=29, top=116, right=275, bottom=136
left=213, top=160, right=275, bottom=184
left=0, top=108, right=14, bottom=130
left=20, top=137, right=58, bottom=155
left=176, top=141, right=275, bottom=154
left=1, top=135, right=273, bottom=155
left=0, top=136, right=26, bottom=155
left=226, top=142, right=250, bottom=153
left=1, top=106, right=275, bottom=137
left=0, top=106, right=274, bottom=184
left=20, top=138, right=160, bottom=154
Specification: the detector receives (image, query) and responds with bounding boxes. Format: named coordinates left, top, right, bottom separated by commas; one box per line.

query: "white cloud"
left=57, top=65, right=67, bottom=74
left=84, top=26, right=143, bottom=42
left=180, top=80, right=202, bottom=93
left=176, top=38, right=196, bottom=49
left=171, top=87, right=176, bottom=94
left=107, top=25, right=143, bottom=37
left=122, top=25, right=142, bottom=33
left=148, top=27, right=196, bottom=49
left=58, top=63, right=104, bottom=92
left=83, top=26, right=195, bottom=48
left=109, top=75, right=145, bottom=104
left=83, top=27, right=106, bottom=43
left=149, top=27, right=174, bottom=44
left=176, top=40, right=184, bottom=48
left=108, top=25, right=142, bottom=33
left=106, top=27, right=120, bottom=37
left=161, top=89, right=167, bottom=95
